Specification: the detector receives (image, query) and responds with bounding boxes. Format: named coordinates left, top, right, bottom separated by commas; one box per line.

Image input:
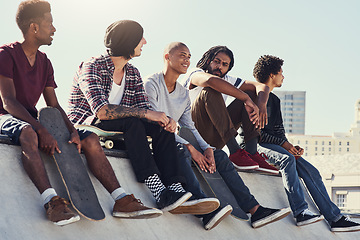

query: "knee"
left=201, top=87, right=223, bottom=102
left=214, top=150, right=233, bottom=170
left=81, top=133, right=100, bottom=148
left=244, top=90, right=257, bottom=102
left=19, top=126, right=38, bottom=146
left=279, top=154, right=296, bottom=169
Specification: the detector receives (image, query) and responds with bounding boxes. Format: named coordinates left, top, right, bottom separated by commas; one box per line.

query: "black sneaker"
left=251, top=206, right=291, bottom=228
left=330, top=216, right=360, bottom=232
left=156, top=189, right=192, bottom=212
left=296, top=209, right=324, bottom=226
left=202, top=205, right=233, bottom=230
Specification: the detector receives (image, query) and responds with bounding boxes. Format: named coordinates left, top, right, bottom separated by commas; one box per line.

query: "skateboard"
left=38, top=107, right=105, bottom=221
left=75, top=124, right=152, bottom=150
left=178, top=127, right=249, bottom=221
left=75, top=124, right=125, bottom=149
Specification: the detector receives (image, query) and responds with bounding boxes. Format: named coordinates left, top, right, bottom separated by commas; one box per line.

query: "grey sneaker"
left=44, top=196, right=80, bottom=226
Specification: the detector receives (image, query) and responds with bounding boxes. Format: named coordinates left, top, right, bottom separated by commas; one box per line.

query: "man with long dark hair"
left=181, top=46, right=278, bottom=174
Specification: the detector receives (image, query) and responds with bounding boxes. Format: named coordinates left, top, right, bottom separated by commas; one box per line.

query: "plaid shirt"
left=68, top=51, right=150, bottom=125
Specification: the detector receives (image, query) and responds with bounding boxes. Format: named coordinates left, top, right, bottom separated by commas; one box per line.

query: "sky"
left=1, top=0, right=359, bottom=136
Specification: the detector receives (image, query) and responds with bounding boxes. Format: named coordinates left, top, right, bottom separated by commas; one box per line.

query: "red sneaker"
left=250, top=153, right=279, bottom=175
left=229, top=149, right=259, bottom=170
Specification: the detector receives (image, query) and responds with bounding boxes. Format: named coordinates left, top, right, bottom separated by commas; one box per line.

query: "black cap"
left=104, top=20, right=143, bottom=57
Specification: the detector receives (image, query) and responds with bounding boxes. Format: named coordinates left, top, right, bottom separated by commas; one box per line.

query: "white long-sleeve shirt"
left=144, top=72, right=212, bottom=151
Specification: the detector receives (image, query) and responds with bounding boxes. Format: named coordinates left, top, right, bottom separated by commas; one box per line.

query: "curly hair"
left=16, top=0, right=51, bottom=36
left=253, top=55, right=284, bottom=83
left=196, top=46, right=234, bottom=73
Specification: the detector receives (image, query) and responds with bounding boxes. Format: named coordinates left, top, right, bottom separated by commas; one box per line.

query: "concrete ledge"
left=0, top=143, right=359, bottom=240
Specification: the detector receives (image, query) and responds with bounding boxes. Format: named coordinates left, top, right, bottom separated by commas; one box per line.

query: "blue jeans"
left=258, top=143, right=342, bottom=222
left=177, top=143, right=258, bottom=212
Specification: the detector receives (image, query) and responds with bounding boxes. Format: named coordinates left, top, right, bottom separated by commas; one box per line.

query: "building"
left=273, top=91, right=306, bottom=135
left=307, top=153, right=360, bottom=215
left=287, top=99, right=360, bottom=156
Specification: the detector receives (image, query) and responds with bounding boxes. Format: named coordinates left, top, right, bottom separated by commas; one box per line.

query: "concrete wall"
left=1, top=143, right=359, bottom=240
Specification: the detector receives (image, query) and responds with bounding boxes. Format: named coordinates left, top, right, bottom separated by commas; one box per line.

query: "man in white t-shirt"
left=180, top=46, right=278, bottom=174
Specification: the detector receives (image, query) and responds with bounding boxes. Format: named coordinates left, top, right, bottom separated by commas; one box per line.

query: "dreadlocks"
left=196, top=46, right=235, bottom=73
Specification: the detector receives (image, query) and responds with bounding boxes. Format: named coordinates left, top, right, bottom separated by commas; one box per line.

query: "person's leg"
left=170, top=143, right=220, bottom=215
left=80, top=132, right=120, bottom=193
left=0, top=116, right=78, bottom=225
left=19, top=125, right=52, bottom=193
left=214, top=149, right=291, bottom=228
left=191, top=87, right=238, bottom=149
left=295, top=157, right=341, bottom=223
left=80, top=131, right=163, bottom=218
left=142, top=120, right=185, bottom=186
left=93, top=117, right=191, bottom=211
left=227, top=90, right=259, bottom=150
left=213, top=149, right=259, bottom=211
left=258, top=143, right=308, bottom=216
left=94, top=117, right=161, bottom=182
left=176, top=143, right=206, bottom=198
left=227, top=92, right=278, bottom=174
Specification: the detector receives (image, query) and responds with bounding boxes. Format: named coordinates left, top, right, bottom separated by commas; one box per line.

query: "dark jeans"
left=93, top=117, right=185, bottom=186
left=177, top=143, right=259, bottom=212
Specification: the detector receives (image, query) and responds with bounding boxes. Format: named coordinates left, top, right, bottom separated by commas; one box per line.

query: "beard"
left=208, top=67, right=225, bottom=78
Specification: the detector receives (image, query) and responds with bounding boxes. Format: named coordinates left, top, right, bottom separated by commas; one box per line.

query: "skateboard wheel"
left=104, top=140, right=114, bottom=149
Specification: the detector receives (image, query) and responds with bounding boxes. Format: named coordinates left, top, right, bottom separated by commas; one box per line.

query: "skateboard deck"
left=76, top=124, right=151, bottom=150
left=178, top=127, right=249, bottom=221
left=38, top=107, right=105, bottom=221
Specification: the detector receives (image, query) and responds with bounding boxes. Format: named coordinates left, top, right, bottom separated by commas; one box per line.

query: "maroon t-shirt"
left=0, top=42, right=57, bottom=118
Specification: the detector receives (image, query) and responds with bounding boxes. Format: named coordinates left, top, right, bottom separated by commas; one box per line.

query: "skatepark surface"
left=1, top=143, right=359, bottom=240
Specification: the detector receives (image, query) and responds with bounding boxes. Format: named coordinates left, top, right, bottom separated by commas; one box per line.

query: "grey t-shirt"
left=144, top=72, right=212, bottom=151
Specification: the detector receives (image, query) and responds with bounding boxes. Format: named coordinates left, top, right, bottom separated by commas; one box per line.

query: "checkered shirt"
left=67, top=52, right=150, bottom=125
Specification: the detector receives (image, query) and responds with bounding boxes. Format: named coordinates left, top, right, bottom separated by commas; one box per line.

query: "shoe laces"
left=129, top=194, right=144, bottom=206
left=260, top=153, right=269, bottom=160
left=301, top=209, right=316, bottom=216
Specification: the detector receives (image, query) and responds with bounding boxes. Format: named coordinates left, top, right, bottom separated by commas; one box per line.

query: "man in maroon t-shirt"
left=0, top=0, right=161, bottom=226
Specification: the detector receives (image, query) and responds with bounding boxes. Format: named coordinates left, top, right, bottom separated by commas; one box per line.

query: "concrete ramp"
left=0, top=143, right=359, bottom=240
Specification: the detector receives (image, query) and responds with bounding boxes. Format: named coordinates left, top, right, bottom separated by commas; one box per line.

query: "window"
left=339, top=142, right=342, bottom=146
left=347, top=148, right=350, bottom=152
left=315, top=141, right=318, bottom=145
left=322, top=147, right=324, bottom=151
left=305, top=147, right=308, bottom=151
left=285, top=95, right=293, bottom=100
left=339, top=148, right=341, bottom=152
left=347, top=142, right=350, bottom=146
left=329, top=147, right=331, bottom=151
left=305, top=140, right=308, bottom=144
left=329, top=141, right=331, bottom=145
left=336, top=194, right=347, bottom=208
left=315, top=147, right=318, bottom=151
left=322, top=141, right=324, bottom=145
left=297, top=140, right=300, bottom=144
